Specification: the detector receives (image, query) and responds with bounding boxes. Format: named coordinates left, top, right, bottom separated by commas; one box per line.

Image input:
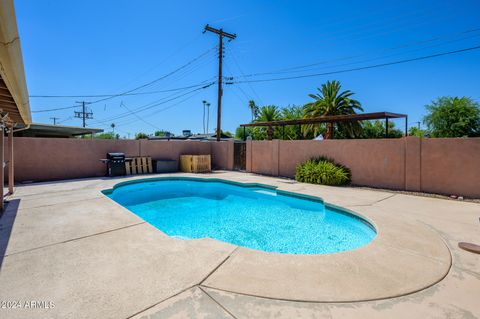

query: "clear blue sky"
left=15, top=0, right=480, bottom=137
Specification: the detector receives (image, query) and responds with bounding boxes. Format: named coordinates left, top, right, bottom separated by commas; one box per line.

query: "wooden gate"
left=233, top=142, right=246, bottom=171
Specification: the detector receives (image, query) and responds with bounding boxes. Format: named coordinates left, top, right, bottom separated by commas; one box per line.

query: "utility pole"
left=202, top=100, right=211, bottom=134
left=202, top=100, right=207, bottom=134
left=74, top=101, right=93, bottom=127
left=204, top=24, right=236, bottom=141
left=50, top=117, right=60, bottom=125
left=206, top=101, right=211, bottom=134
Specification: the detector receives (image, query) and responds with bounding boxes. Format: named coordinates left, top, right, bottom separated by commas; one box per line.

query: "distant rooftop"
left=148, top=132, right=234, bottom=141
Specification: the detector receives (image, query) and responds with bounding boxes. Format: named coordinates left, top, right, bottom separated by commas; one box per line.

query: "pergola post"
left=385, top=117, right=389, bottom=138
left=8, top=124, right=13, bottom=194
left=405, top=116, right=408, bottom=136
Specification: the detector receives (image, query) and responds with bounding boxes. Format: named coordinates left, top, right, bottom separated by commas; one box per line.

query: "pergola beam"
left=240, top=111, right=409, bottom=139
left=240, top=112, right=407, bottom=127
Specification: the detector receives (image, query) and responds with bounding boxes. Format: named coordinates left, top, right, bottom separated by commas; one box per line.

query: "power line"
left=112, top=33, right=204, bottom=93
left=226, top=46, right=264, bottom=105
left=230, top=45, right=480, bottom=84
left=307, top=2, right=454, bottom=42
left=316, top=5, right=453, bottom=45
left=30, top=79, right=215, bottom=113
left=86, top=45, right=218, bottom=105
left=92, top=81, right=215, bottom=124
left=106, top=88, right=206, bottom=128
left=29, top=80, right=216, bottom=99
left=119, top=101, right=161, bottom=130
left=234, top=27, right=480, bottom=78
left=31, top=104, right=78, bottom=113
left=257, top=32, right=480, bottom=79
left=57, top=116, right=73, bottom=124
left=92, top=82, right=215, bottom=125
left=30, top=46, right=217, bottom=114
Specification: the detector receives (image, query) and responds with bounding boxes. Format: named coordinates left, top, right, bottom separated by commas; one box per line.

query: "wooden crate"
left=179, top=155, right=193, bottom=173
left=125, top=157, right=153, bottom=175
left=179, top=155, right=211, bottom=173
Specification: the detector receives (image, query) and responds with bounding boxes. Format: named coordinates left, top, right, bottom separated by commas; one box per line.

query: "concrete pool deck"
left=0, top=172, right=479, bottom=318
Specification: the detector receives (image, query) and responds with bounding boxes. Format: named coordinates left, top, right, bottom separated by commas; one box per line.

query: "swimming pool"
left=105, top=178, right=376, bottom=254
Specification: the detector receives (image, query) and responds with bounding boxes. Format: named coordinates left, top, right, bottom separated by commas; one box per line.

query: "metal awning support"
left=8, top=123, right=13, bottom=194
left=0, top=116, right=16, bottom=210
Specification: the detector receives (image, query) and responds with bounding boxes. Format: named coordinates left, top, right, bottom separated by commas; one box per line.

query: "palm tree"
left=248, top=100, right=259, bottom=121
left=303, top=80, right=363, bottom=139
left=256, top=105, right=280, bottom=140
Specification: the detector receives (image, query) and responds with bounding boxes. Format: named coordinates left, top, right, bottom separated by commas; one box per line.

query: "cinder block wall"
left=246, top=137, right=480, bottom=198
left=7, top=137, right=479, bottom=197
left=210, top=140, right=235, bottom=170
left=7, top=138, right=233, bottom=182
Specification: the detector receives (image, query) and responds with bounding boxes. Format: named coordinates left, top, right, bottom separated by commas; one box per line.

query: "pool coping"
left=102, top=176, right=452, bottom=303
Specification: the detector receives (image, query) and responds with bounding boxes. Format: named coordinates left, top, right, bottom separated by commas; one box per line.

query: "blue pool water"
left=106, top=179, right=376, bottom=254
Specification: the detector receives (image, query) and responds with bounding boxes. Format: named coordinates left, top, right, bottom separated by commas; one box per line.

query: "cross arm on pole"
left=204, top=25, right=236, bottom=40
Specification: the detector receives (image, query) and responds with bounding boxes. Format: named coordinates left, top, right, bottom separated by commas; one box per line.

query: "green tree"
left=361, top=120, right=403, bottom=139
left=235, top=126, right=253, bottom=140
left=95, top=132, right=119, bottom=139
left=135, top=132, right=149, bottom=139
left=423, top=97, right=480, bottom=137
left=408, top=126, right=427, bottom=137
left=303, top=80, right=363, bottom=139
left=154, top=130, right=172, bottom=137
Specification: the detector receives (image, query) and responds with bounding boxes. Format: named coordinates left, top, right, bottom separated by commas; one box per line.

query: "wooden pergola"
left=240, top=112, right=408, bottom=140
left=0, top=0, right=33, bottom=210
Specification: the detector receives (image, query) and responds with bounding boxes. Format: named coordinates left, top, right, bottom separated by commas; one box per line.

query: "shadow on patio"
left=0, top=199, right=20, bottom=270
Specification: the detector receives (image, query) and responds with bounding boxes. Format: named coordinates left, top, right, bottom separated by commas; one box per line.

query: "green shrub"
left=295, top=157, right=351, bottom=186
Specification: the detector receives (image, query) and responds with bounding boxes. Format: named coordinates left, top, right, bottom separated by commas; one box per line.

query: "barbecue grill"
left=104, top=152, right=126, bottom=176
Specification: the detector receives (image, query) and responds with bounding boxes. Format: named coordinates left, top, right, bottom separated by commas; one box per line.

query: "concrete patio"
left=0, top=172, right=479, bottom=318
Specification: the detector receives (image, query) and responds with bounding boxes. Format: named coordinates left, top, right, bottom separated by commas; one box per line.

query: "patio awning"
left=0, top=0, right=33, bottom=210
left=0, top=0, right=32, bottom=125
left=15, top=123, right=104, bottom=137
